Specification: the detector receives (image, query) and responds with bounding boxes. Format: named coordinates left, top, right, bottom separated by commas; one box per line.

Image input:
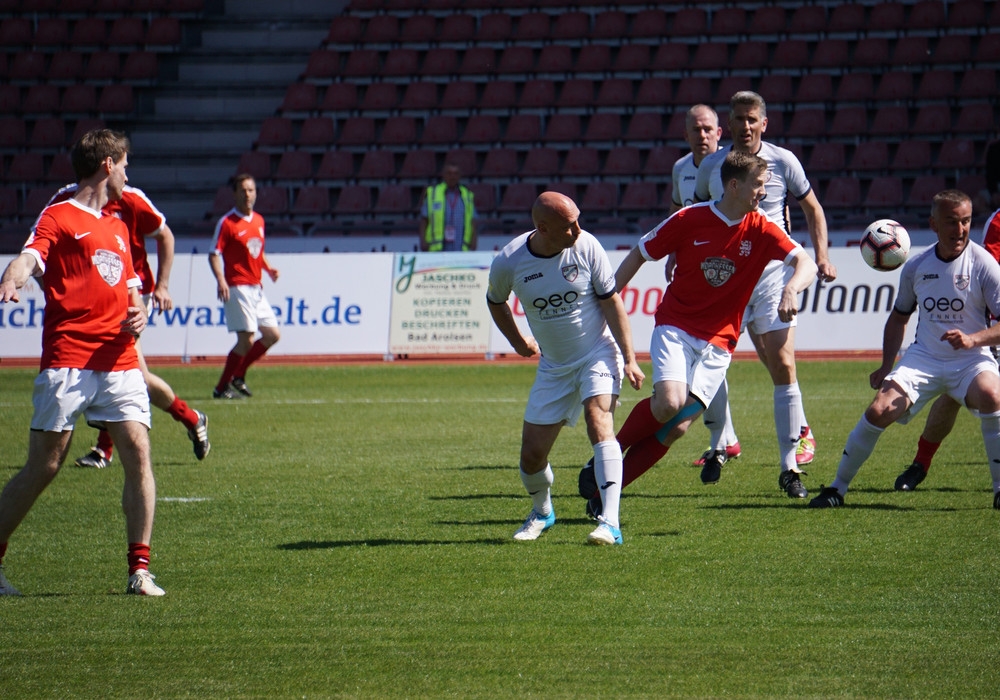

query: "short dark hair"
left=931, top=189, right=972, bottom=215
left=730, top=90, right=767, bottom=119
left=719, top=150, right=768, bottom=186
left=71, top=128, right=130, bottom=180
left=231, top=173, right=256, bottom=191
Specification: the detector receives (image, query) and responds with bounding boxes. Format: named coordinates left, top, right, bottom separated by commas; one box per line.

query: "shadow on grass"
left=278, top=537, right=512, bottom=549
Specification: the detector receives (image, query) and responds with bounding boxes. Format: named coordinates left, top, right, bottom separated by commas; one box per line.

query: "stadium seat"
left=360, top=83, right=398, bottom=112
left=107, top=17, right=144, bottom=47
left=146, top=17, right=181, bottom=47
left=421, top=48, right=459, bottom=76
left=519, top=80, right=557, bottom=110
left=373, top=184, right=413, bottom=214
left=892, top=36, right=930, bottom=67
left=315, top=150, right=355, bottom=180
left=674, top=77, right=712, bottom=106
left=336, top=116, right=374, bottom=146
left=438, top=14, right=475, bottom=43
left=771, top=40, right=809, bottom=69
left=304, top=50, right=341, bottom=79
left=590, top=10, right=629, bottom=40
left=869, top=3, right=906, bottom=31
left=732, top=42, right=769, bottom=71
left=461, top=115, right=500, bottom=144
left=535, top=44, right=573, bottom=74
left=121, top=51, right=158, bottom=81
left=715, top=77, right=753, bottom=105
left=497, top=46, right=535, bottom=75
left=835, top=73, right=874, bottom=102
left=211, top=185, right=234, bottom=215
left=823, top=177, right=861, bottom=208
left=8, top=53, right=46, bottom=81
left=757, top=74, right=793, bottom=104
left=380, top=116, right=417, bottom=146
left=796, top=74, right=834, bottom=103
left=342, top=50, right=380, bottom=78
left=69, top=117, right=104, bottom=145
left=619, top=181, right=659, bottom=211
left=906, top=175, right=947, bottom=207
left=931, top=35, right=972, bottom=65
left=48, top=52, right=85, bottom=82
left=935, top=139, right=976, bottom=169
left=583, top=114, right=621, bottom=144
left=544, top=114, right=581, bottom=143
left=869, top=106, right=909, bottom=136
left=577, top=45, right=612, bottom=74
left=255, top=185, right=289, bottom=215
left=958, top=68, right=997, bottom=99
left=237, top=151, right=272, bottom=179
left=828, top=3, right=866, bottom=32
left=97, top=84, right=134, bottom=113
left=479, top=81, right=517, bottom=110
left=635, top=78, right=672, bottom=106
left=280, top=83, right=317, bottom=113
left=6, top=152, right=45, bottom=183
left=559, top=79, right=594, bottom=108
left=0, top=187, right=20, bottom=218
left=852, top=37, right=890, bottom=67
left=477, top=13, right=512, bottom=43
left=459, top=47, right=496, bottom=75
left=614, top=44, right=651, bottom=74
left=0, top=18, right=32, bottom=47
left=420, top=115, right=458, bottom=145
left=86, top=52, right=120, bottom=81
left=748, top=6, right=787, bottom=35
left=563, top=147, right=600, bottom=176
left=891, top=141, right=931, bottom=171
left=364, top=15, right=399, bottom=45
left=948, top=0, right=987, bottom=27
left=25, top=188, right=58, bottom=217
left=505, top=114, right=542, bottom=143
left=22, top=85, right=60, bottom=114
left=651, top=43, right=689, bottom=71
left=975, top=33, right=1000, bottom=63
left=672, top=8, right=707, bottom=36
left=326, top=16, right=362, bottom=45
left=479, top=148, right=519, bottom=178
left=712, top=7, right=747, bottom=36
left=400, top=82, right=438, bottom=112
left=789, top=5, right=826, bottom=34
left=443, top=148, right=477, bottom=177
left=690, top=43, right=729, bottom=71
left=275, top=151, right=314, bottom=181
left=812, top=39, right=849, bottom=68
left=290, top=185, right=330, bottom=216
left=30, top=118, right=67, bottom=149
left=521, top=146, right=559, bottom=178
left=625, top=112, right=663, bottom=143
left=497, top=182, right=538, bottom=214
left=398, top=149, right=438, bottom=181
left=514, top=12, right=550, bottom=42
left=910, top=104, right=952, bottom=134
left=580, top=181, right=618, bottom=213
left=849, top=141, right=889, bottom=171
left=786, top=108, right=827, bottom=138
left=439, top=82, right=478, bottom=111
left=603, top=146, right=641, bottom=176
left=551, top=11, right=589, bottom=40
left=334, top=185, right=372, bottom=216
left=631, top=9, right=669, bottom=38
left=381, top=48, right=420, bottom=78
left=298, top=116, right=336, bottom=147
left=60, top=84, right=97, bottom=114
left=954, top=102, right=994, bottom=133
left=0, top=85, right=19, bottom=114
left=466, top=183, right=495, bottom=214
left=400, top=14, right=437, bottom=43
left=864, top=176, right=904, bottom=208
left=806, top=142, right=846, bottom=173
left=908, top=0, right=946, bottom=29
left=46, top=152, right=75, bottom=183
left=875, top=71, right=914, bottom=102
left=916, top=70, right=955, bottom=101
left=320, top=83, right=357, bottom=112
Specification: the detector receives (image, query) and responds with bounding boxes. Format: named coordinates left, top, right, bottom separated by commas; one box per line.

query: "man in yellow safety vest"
left=419, top=163, right=478, bottom=251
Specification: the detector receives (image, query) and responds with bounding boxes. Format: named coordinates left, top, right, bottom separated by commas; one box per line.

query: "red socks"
left=914, top=437, right=941, bottom=472
left=167, top=396, right=199, bottom=430
left=616, top=397, right=664, bottom=451
left=127, top=543, right=151, bottom=575
left=216, top=350, right=244, bottom=392
left=96, top=429, right=114, bottom=460
left=622, top=436, right=670, bottom=488
left=235, top=340, right=269, bottom=378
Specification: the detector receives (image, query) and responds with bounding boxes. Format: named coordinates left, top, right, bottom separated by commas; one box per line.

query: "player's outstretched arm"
left=208, top=252, right=229, bottom=302
left=800, top=190, right=837, bottom=282
left=598, top=293, right=644, bottom=391
left=777, top=250, right=818, bottom=323
left=0, top=253, right=39, bottom=303
left=150, top=223, right=175, bottom=311
left=614, top=246, right=646, bottom=292
left=487, top=299, right=538, bottom=358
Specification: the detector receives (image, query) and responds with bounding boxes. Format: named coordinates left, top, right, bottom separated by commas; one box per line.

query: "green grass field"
left=1, top=360, right=999, bottom=698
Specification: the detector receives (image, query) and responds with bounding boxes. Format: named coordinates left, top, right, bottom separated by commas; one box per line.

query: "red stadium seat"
left=786, top=108, right=827, bottom=138
left=336, top=117, right=373, bottom=147
left=304, top=50, right=341, bottom=79
left=563, top=147, right=600, bottom=176
left=121, top=51, right=158, bottom=81
left=806, top=142, right=846, bottom=173
left=420, top=115, right=458, bottom=145
left=60, top=84, right=97, bottom=114
left=334, top=185, right=371, bottom=216
left=380, top=116, right=417, bottom=146
left=399, top=14, right=437, bottom=43
left=439, top=14, right=475, bottom=43
left=651, top=43, right=689, bottom=71
left=915, top=70, right=955, bottom=101
left=910, top=104, right=952, bottom=134
left=460, top=115, right=500, bottom=144
left=280, top=83, right=317, bottom=113
left=732, top=42, right=769, bottom=71
left=583, top=114, right=621, bottom=143
left=619, top=181, right=659, bottom=211
left=828, top=3, right=866, bottom=32
left=690, top=42, right=729, bottom=70
left=796, top=74, right=834, bottom=103
left=514, top=12, right=550, bottom=42
left=835, top=73, right=874, bottom=103
left=398, top=149, right=437, bottom=181
left=551, top=11, right=589, bottom=40
left=614, top=44, right=651, bottom=73
left=789, top=5, right=826, bottom=34
left=935, top=138, right=976, bottom=169
left=591, top=10, right=629, bottom=40
left=22, top=85, right=60, bottom=114
left=48, top=52, right=85, bottom=81
left=559, top=79, right=594, bottom=108
left=86, top=52, right=120, bottom=81
left=771, top=40, right=809, bottom=69
left=544, top=114, right=581, bottom=143
left=748, top=6, right=787, bottom=35
left=823, top=177, right=861, bottom=208
left=505, top=114, right=542, bottom=144
left=400, top=82, right=438, bottom=112
left=497, top=46, right=535, bottom=74
left=954, top=103, right=994, bottom=133
left=30, top=118, right=67, bottom=149
left=580, top=181, right=618, bottom=213
left=97, top=84, right=134, bottom=113
left=381, top=48, right=419, bottom=78
left=576, top=45, right=611, bottom=74
left=864, top=176, right=904, bottom=208
left=237, top=151, right=272, bottom=179
left=906, top=175, right=947, bottom=207
left=421, top=48, right=458, bottom=76
left=811, top=39, right=849, bottom=68
left=635, top=78, right=672, bottom=107
left=674, top=77, right=712, bottom=106
left=326, top=16, right=362, bottom=45
left=320, top=83, right=357, bottom=112
left=521, top=147, right=559, bottom=178
left=497, top=182, right=538, bottom=214
left=443, top=148, right=477, bottom=177
left=875, top=71, right=914, bottom=102
left=869, top=106, right=909, bottom=136
left=932, top=35, right=972, bottom=65
left=479, top=148, right=519, bottom=178
left=643, top=145, right=682, bottom=176
left=479, top=81, right=516, bottom=110
left=712, top=7, right=747, bottom=35
left=849, top=141, right=889, bottom=171
left=342, top=50, right=379, bottom=78
left=46, top=152, right=75, bottom=183
left=891, top=140, right=931, bottom=171
left=477, top=13, right=512, bottom=43
left=107, top=17, right=144, bottom=47
left=8, top=52, right=46, bottom=81
left=363, top=15, right=399, bottom=44
left=275, top=151, right=313, bottom=180
left=672, top=8, right=707, bottom=36
left=603, top=146, right=641, bottom=176
left=360, top=83, right=398, bottom=112
left=466, top=183, right=495, bottom=213
left=631, top=9, right=669, bottom=38
left=0, top=85, right=20, bottom=114
left=357, top=150, right=397, bottom=179
left=315, top=150, right=355, bottom=180
left=852, top=37, right=890, bottom=67
left=374, top=184, right=414, bottom=215
left=625, top=112, right=663, bottom=142
left=536, top=44, right=572, bottom=74
left=909, top=0, right=946, bottom=29
left=291, top=185, right=330, bottom=216
left=458, top=47, right=495, bottom=75
left=7, top=152, right=45, bottom=182
left=298, top=116, right=336, bottom=147
left=146, top=17, right=181, bottom=47
left=958, top=68, right=997, bottom=99
left=948, top=0, right=987, bottom=27
left=439, top=81, right=477, bottom=111
left=0, top=18, right=32, bottom=47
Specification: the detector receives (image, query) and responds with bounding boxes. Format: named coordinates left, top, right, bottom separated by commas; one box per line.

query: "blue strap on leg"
left=654, top=400, right=705, bottom=444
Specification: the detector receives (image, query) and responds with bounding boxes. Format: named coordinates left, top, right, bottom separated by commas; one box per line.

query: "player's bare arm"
left=942, top=323, right=1000, bottom=351
left=597, top=293, right=644, bottom=391
left=122, top=288, right=148, bottom=338
left=777, top=250, right=818, bottom=322
left=870, top=310, right=910, bottom=389
left=263, top=253, right=280, bottom=282
left=487, top=299, right=539, bottom=358
left=800, top=190, right=837, bottom=282
left=149, top=223, right=175, bottom=311
left=614, top=246, right=647, bottom=292
left=0, top=253, right=41, bottom=303
left=209, top=253, right=229, bottom=302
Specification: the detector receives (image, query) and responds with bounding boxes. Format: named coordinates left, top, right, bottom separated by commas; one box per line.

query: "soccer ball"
left=859, top=219, right=910, bottom=271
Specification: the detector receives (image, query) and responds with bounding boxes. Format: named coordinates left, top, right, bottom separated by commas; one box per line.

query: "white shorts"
left=141, top=293, right=154, bottom=316
left=887, top=344, right=999, bottom=424
left=649, top=325, right=732, bottom=407
left=524, top=335, right=623, bottom=428
left=225, top=284, right=278, bottom=333
left=743, top=260, right=797, bottom=336
left=30, top=368, right=151, bottom=432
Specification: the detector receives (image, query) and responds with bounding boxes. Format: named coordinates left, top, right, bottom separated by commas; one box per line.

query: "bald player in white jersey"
left=694, top=90, right=837, bottom=499
left=810, top=190, right=1000, bottom=509
left=487, top=192, right=644, bottom=545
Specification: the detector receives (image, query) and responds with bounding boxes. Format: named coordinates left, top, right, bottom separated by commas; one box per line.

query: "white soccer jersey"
left=671, top=152, right=699, bottom=209
left=895, top=241, right=1000, bottom=361
left=487, top=230, right=617, bottom=366
left=695, top=141, right=812, bottom=234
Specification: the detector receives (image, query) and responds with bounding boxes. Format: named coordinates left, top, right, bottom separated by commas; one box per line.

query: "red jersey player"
left=42, top=184, right=211, bottom=469
left=0, top=129, right=166, bottom=596
left=209, top=174, right=280, bottom=399
left=580, top=151, right=817, bottom=520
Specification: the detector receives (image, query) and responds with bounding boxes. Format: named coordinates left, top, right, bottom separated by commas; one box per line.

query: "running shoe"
left=126, top=569, right=165, bottom=596
left=187, top=410, right=211, bottom=461
left=779, top=469, right=808, bottom=499
left=894, top=462, right=926, bottom=492
left=230, top=377, right=252, bottom=397
left=692, top=441, right=741, bottom=466
left=808, top=486, right=844, bottom=508
left=796, top=427, right=816, bottom=466
left=587, top=520, right=623, bottom=545
left=700, top=449, right=727, bottom=484
left=75, top=448, right=112, bottom=469
left=512, top=509, right=556, bottom=541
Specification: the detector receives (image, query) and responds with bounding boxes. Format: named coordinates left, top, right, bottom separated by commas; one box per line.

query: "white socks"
left=774, top=383, right=804, bottom=472
left=831, top=415, right=884, bottom=494
left=520, top=463, right=554, bottom=516
left=593, top=439, right=623, bottom=528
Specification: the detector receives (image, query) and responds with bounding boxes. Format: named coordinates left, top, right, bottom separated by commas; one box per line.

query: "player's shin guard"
left=831, top=415, right=884, bottom=494
left=520, top=463, right=554, bottom=516
left=775, top=383, right=803, bottom=471
left=593, top=439, right=623, bottom=528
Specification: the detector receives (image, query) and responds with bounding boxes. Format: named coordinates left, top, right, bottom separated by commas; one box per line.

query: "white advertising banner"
left=1, top=247, right=921, bottom=361
left=388, top=252, right=494, bottom=355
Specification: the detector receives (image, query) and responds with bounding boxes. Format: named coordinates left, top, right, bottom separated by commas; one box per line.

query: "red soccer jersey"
left=23, top=198, right=141, bottom=371
left=639, top=202, right=800, bottom=352
left=982, top=209, right=1000, bottom=262
left=46, top=184, right=165, bottom=294
left=210, top=208, right=267, bottom=286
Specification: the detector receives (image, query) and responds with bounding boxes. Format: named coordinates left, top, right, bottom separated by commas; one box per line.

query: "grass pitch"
left=1, top=359, right=999, bottom=698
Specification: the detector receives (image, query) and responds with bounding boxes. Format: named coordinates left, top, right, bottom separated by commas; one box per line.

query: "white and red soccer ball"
left=859, top=219, right=911, bottom=271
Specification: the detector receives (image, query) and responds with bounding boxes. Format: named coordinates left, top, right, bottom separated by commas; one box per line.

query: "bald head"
left=530, top=191, right=582, bottom=254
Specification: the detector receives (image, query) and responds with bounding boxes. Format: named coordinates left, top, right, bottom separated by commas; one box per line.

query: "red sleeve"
left=983, top=211, right=1000, bottom=263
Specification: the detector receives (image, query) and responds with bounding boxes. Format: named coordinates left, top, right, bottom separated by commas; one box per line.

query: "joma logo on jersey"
left=700, top=257, right=735, bottom=287
left=561, top=264, right=578, bottom=282
left=523, top=272, right=543, bottom=282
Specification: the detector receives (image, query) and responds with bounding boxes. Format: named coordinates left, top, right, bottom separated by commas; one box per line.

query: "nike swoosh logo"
left=75, top=231, right=91, bottom=239
left=693, top=240, right=710, bottom=246
left=238, top=230, right=249, bottom=237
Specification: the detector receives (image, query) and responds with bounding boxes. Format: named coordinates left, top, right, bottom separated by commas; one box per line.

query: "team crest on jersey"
left=561, top=264, right=578, bottom=282
left=954, top=274, right=970, bottom=291
left=247, top=237, right=263, bottom=258
left=700, top=257, right=735, bottom=287
left=92, top=249, right=123, bottom=286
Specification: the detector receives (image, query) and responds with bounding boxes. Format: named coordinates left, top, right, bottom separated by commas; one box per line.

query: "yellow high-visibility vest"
left=424, top=184, right=475, bottom=251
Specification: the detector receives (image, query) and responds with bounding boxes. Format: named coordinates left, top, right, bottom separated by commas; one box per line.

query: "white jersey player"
left=810, top=190, right=1000, bottom=509
left=487, top=192, right=643, bottom=545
